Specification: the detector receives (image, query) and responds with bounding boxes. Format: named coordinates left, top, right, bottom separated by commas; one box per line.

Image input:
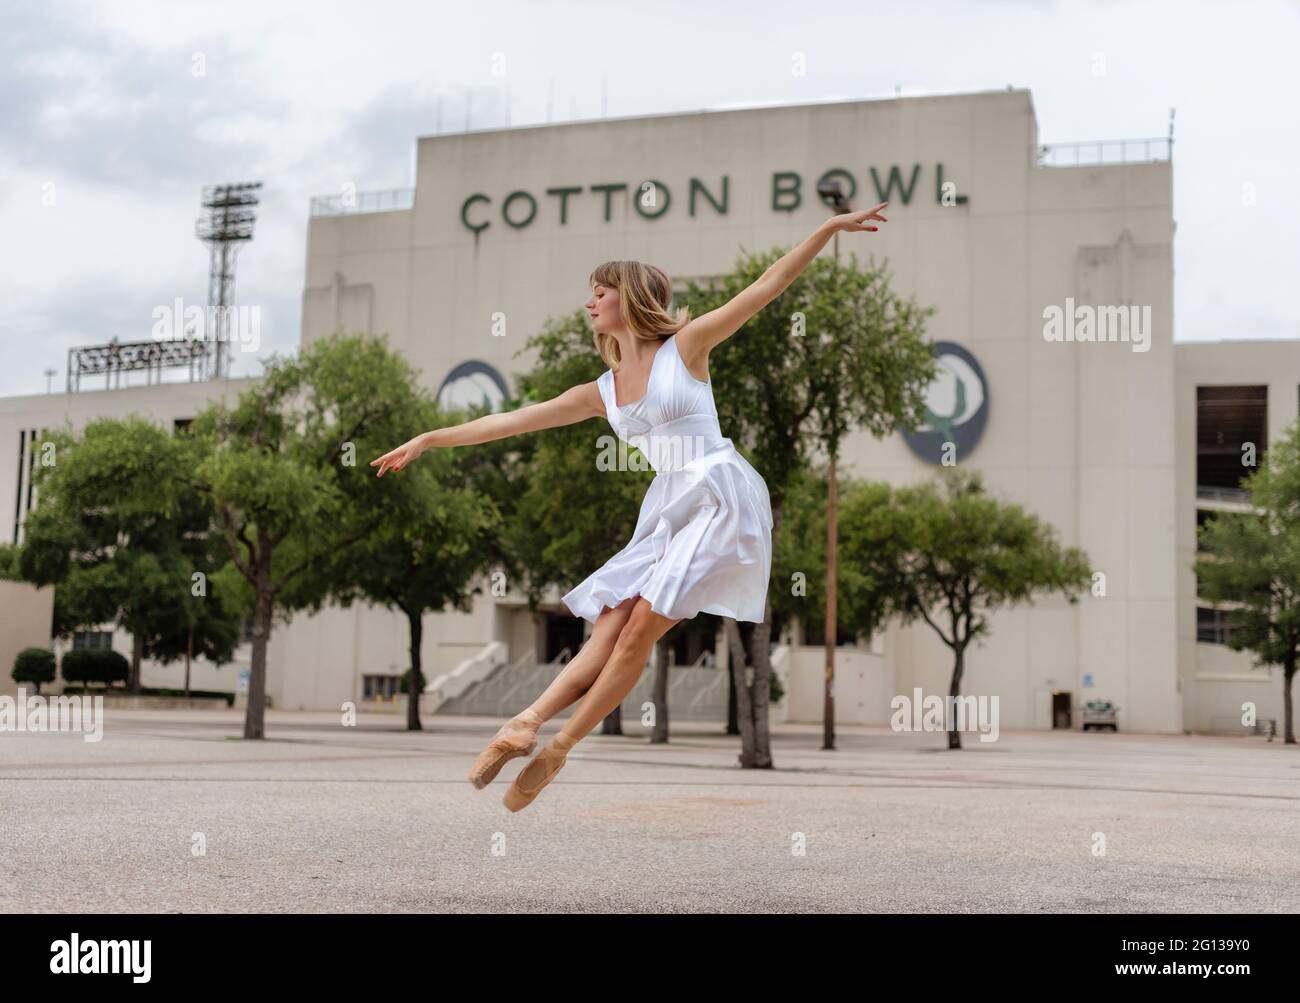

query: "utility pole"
left=816, top=179, right=851, bottom=751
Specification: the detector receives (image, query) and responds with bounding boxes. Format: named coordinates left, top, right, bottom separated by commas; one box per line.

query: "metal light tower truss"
left=195, top=181, right=262, bottom=379
left=67, top=337, right=211, bottom=392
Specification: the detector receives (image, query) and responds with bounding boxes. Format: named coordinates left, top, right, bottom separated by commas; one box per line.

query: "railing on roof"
left=1195, top=484, right=1253, bottom=504
left=309, top=187, right=414, bottom=217
left=1036, top=137, right=1172, bottom=167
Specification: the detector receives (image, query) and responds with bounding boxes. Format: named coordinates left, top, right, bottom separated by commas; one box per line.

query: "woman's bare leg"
left=469, top=597, right=638, bottom=788
left=523, top=596, right=638, bottom=722
left=558, top=597, right=680, bottom=742
left=503, top=597, right=680, bottom=810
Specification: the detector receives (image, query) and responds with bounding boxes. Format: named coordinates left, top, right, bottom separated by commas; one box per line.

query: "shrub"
left=61, top=648, right=129, bottom=687
left=13, top=647, right=56, bottom=693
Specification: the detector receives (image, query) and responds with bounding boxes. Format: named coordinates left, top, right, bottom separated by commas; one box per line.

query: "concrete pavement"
left=2, top=708, right=1297, bottom=912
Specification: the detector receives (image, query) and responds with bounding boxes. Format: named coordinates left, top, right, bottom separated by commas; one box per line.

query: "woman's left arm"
left=676, top=202, right=888, bottom=361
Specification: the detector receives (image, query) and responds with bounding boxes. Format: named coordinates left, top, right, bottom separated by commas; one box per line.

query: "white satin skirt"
left=561, top=440, right=774, bottom=624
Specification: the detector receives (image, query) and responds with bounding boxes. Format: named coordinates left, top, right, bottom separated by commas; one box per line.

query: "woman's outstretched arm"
left=370, top=380, right=604, bottom=477
left=675, top=204, right=888, bottom=367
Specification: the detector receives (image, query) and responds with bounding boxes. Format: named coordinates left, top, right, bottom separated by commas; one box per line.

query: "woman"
left=371, top=203, right=888, bottom=811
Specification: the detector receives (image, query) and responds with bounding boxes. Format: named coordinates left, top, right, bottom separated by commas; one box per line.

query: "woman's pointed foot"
left=468, top=709, right=544, bottom=789
left=503, top=731, right=579, bottom=813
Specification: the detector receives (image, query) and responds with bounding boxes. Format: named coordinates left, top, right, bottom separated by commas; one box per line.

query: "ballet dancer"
left=371, top=202, right=888, bottom=811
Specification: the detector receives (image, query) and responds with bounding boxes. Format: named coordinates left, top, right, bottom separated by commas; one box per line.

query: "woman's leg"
left=523, top=596, right=639, bottom=722
left=504, top=597, right=680, bottom=810
left=558, top=597, right=680, bottom=742
left=469, top=597, right=638, bottom=788
left=501, top=600, right=681, bottom=810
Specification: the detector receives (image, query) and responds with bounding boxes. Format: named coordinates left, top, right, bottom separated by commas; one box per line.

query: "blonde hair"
left=589, top=261, right=692, bottom=369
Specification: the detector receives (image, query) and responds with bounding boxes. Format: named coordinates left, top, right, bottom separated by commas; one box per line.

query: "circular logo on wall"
left=902, top=341, right=988, bottom=465
left=436, top=360, right=510, bottom=412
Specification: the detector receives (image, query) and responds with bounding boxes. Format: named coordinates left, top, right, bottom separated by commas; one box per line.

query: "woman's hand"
left=370, top=432, right=431, bottom=478
left=829, top=201, right=888, bottom=232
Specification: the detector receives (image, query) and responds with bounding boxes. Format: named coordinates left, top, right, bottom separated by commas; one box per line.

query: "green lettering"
left=589, top=183, right=628, bottom=222
left=461, top=193, right=491, bottom=234
left=689, top=176, right=729, bottom=217
left=545, top=186, right=583, bottom=224
left=633, top=179, right=671, bottom=220
left=816, top=168, right=857, bottom=205
left=870, top=164, right=921, bottom=205
left=772, top=171, right=801, bottom=212
left=501, top=190, right=537, bottom=229
left=934, top=164, right=968, bottom=205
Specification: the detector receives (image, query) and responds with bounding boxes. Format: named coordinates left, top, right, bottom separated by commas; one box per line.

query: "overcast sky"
left=1, top=0, right=1296, bottom=398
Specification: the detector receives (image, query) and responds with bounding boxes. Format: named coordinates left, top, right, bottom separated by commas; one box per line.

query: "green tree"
left=772, top=465, right=892, bottom=648
left=0, top=543, right=19, bottom=580
left=17, top=418, right=240, bottom=692
left=505, top=312, right=652, bottom=597
left=1195, top=420, right=1300, bottom=744
left=190, top=334, right=416, bottom=739
left=335, top=394, right=498, bottom=731
left=839, top=467, right=1093, bottom=749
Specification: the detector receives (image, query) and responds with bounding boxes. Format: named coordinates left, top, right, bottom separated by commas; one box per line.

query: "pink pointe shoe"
left=469, top=710, right=544, bottom=789
left=503, top=732, right=579, bottom=813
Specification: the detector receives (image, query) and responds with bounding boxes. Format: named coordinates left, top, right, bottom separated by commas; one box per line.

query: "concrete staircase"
left=435, top=649, right=731, bottom=723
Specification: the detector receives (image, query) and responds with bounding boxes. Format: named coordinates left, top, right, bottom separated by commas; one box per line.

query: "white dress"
left=561, top=333, right=774, bottom=624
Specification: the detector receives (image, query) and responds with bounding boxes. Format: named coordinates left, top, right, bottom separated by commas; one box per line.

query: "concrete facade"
left=2, top=88, right=1294, bottom=733
left=1175, top=341, right=1300, bottom=736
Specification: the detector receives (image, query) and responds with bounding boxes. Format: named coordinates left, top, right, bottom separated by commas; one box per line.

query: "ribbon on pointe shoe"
left=490, top=708, right=543, bottom=749
left=469, top=709, right=545, bottom=787
left=514, top=731, right=579, bottom=795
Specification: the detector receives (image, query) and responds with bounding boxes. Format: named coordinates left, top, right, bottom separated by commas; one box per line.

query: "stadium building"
left=3, top=88, right=1297, bottom=736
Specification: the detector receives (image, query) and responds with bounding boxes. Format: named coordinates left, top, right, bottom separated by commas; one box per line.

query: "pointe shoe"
left=503, top=732, right=579, bottom=813
left=468, top=711, right=543, bottom=789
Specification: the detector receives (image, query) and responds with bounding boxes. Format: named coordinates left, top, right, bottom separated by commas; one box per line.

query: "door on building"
left=1052, top=690, right=1073, bottom=729
left=544, top=611, right=586, bottom=664
left=669, top=615, right=720, bottom=667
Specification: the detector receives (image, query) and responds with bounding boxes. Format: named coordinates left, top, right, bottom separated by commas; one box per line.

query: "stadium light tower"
left=195, top=181, right=262, bottom=379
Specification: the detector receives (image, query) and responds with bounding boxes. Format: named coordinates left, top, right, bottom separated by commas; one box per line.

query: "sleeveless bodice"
left=597, top=334, right=731, bottom=474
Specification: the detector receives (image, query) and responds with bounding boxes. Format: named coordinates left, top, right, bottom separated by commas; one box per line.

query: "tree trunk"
left=184, top=623, right=193, bottom=698
left=1284, top=653, right=1295, bottom=745
left=745, top=498, right=783, bottom=769
left=650, top=634, right=670, bottom=743
left=948, top=644, right=966, bottom=750
left=750, top=595, right=774, bottom=768
left=130, top=631, right=144, bottom=694
left=601, top=704, right=623, bottom=735
left=406, top=607, right=424, bottom=732
left=726, top=652, right=739, bottom=735
left=823, top=453, right=837, bottom=751
left=725, top=618, right=756, bottom=766
left=243, top=549, right=272, bottom=740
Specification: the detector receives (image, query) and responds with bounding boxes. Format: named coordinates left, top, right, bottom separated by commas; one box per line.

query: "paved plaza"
left=2, top=707, right=1297, bottom=912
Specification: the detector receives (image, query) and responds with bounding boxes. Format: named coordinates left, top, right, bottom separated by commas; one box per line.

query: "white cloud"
left=0, top=0, right=1297, bottom=395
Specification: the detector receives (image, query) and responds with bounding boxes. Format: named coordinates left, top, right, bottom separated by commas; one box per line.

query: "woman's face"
left=586, top=282, right=620, bottom=334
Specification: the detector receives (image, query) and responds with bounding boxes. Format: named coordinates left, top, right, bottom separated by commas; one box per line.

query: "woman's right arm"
left=371, top=380, right=605, bottom=477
